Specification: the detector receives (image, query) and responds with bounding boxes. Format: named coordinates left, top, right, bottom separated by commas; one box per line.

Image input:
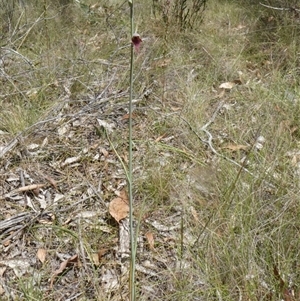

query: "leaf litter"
left=1, top=84, right=282, bottom=299
left=109, top=189, right=129, bottom=223
left=0, top=71, right=292, bottom=300
left=0, top=84, right=208, bottom=299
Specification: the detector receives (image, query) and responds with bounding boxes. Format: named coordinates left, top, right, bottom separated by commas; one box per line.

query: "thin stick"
left=259, top=2, right=299, bottom=11
left=128, top=1, right=136, bottom=300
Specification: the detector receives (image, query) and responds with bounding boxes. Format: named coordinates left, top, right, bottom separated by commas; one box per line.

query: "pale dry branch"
left=260, top=2, right=300, bottom=12
left=1, top=47, right=34, bottom=67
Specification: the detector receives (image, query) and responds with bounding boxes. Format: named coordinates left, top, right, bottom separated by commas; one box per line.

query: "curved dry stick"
left=260, top=2, right=300, bottom=12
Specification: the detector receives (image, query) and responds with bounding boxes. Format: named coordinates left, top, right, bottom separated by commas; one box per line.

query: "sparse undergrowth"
left=0, top=0, right=300, bottom=300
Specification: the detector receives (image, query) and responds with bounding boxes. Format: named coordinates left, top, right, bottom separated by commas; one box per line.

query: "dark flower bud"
left=131, top=33, right=142, bottom=53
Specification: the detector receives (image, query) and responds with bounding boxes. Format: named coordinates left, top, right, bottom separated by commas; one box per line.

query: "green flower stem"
left=128, top=1, right=136, bottom=300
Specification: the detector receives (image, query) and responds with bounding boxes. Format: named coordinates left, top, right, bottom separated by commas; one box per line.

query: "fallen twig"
left=259, top=2, right=300, bottom=12
left=1, top=47, right=34, bottom=67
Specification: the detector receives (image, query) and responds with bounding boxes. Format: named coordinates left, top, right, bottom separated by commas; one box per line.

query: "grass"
left=0, top=0, right=300, bottom=300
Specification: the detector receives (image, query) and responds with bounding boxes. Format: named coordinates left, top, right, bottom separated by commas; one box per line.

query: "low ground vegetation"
left=0, top=0, right=300, bottom=300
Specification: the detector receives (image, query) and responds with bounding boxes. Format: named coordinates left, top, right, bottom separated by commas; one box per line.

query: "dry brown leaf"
left=121, top=113, right=137, bottom=120
left=44, top=176, right=57, bottom=190
left=37, top=248, right=47, bottom=263
left=109, top=189, right=129, bottom=223
left=32, top=187, right=41, bottom=197
left=92, top=248, right=109, bottom=266
left=50, top=254, right=79, bottom=288
left=145, top=232, right=155, bottom=251
left=3, top=240, right=11, bottom=247
left=222, top=144, right=249, bottom=152
left=219, top=82, right=235, bottom=90
left=219, top=79, right=242, bottom=90
left=98, top=248, right=109, bottom=258
left=100, top=147, right=109, bottom=157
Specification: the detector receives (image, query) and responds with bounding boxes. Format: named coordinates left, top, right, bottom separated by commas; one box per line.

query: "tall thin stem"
left=128, top=1, right=136, bottom=300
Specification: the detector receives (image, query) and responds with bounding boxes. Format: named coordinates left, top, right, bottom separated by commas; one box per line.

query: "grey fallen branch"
left=0, top=211, right=54, bottom=244
left=259, top=2, right=300, bottom=12
left=0, top=212, right=32, bottom=232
